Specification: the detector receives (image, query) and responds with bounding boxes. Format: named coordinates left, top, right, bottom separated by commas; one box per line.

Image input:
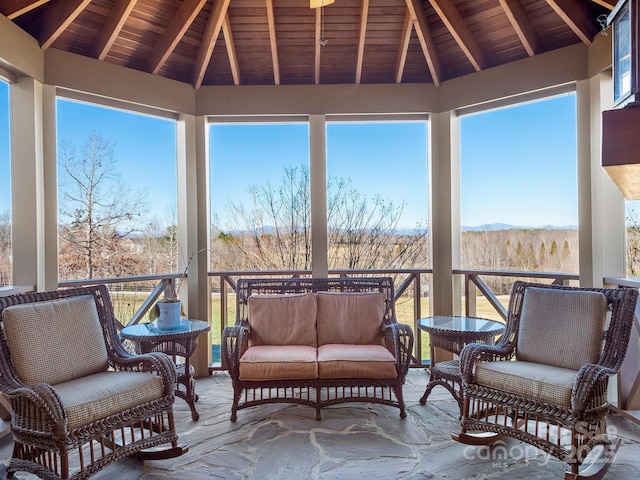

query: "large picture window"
left=209, top=122, right=310, bottom=271
left=325, top=120, right=429, bottom=271
left=460, top=94, right=579, bottom=303
left=0, top=80, right=11, bottom=286
left=56, top=98, right=178, bottom=281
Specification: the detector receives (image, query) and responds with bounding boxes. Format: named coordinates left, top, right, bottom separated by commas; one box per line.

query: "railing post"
left=413, top=273, right=422, bottom=364
left=465, top=274, right=477, bottom=317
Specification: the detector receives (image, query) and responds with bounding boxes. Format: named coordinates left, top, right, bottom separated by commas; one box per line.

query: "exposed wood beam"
left=0, top=0, right=50, bottom=20
left=191, top=0, right=230, bottom=89
left=146, top=0, right=207, bottom=76
left=395, top=11, right=413, bottom=84
left=355, top=0, right=370, bottom=84
left=315, top=8, right=321, bottom=84
left=590, top=0, right=617, bottom=10
left=265, top=0, right=280, bottom=85
left=428, top=0, right=487, bottom=71
left=222, top=14, right=240, bottom=86
left=546, top=0, right=597, bottom=46
left=499, top=0, right=540, bottom=56
left=406, top=0, right=442, bottom=86
left=36, top=0, right=91, bottom=50
left=93, top=0, right=138, bottom=60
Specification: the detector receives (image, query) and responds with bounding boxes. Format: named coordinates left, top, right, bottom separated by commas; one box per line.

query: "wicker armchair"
left=0, top=285, right=186, bottom=480
left=452, top=281, right=638, bottom=480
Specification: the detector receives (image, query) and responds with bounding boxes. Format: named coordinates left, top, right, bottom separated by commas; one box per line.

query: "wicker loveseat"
left=0, top=285, right=184, bottom=479
left=222, top=277, right=414, bottom=421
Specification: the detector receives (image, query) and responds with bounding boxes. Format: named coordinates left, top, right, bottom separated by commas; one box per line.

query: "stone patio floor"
left=2, top=369, right=640, bottom=479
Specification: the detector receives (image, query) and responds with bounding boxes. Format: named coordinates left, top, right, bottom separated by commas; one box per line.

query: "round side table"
left=418, top=316, right=505, bottom=413
left=121, top=319, right=211, bottom=421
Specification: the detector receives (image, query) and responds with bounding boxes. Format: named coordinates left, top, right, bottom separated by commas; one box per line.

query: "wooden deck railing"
left=57, top=268, right=580, bottom=370
left=455, top=269, right=579, bottom=321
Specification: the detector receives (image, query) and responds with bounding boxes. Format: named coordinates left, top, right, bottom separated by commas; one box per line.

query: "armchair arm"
left=222, top=324, right=250, bottom=380
left=459, top=341, right=515, bottom=384
left=382, top=323, right=414, bottom=378
left=571, top=362, right=616, bottom=416
left=3, top=382, right=68, bottom=439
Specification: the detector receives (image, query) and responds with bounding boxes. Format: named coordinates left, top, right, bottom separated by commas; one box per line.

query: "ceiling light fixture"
left=310, top=0, right=335, bottom=8
left=311, top=0, right=334, bottom=47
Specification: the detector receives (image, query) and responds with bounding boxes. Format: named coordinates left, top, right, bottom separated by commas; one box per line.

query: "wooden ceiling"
left=2, top=0, right=617, bottom=89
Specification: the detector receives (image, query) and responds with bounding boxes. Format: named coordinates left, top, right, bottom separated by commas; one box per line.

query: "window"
left=325, top=120, right=429, bottom=271
left=209, top=122, right=310, bottom=271
left=0, top=80, right=11, bottom=285
left=460, top=94, right=579, bottom=298
left=56, top=98, right=178, bottom=281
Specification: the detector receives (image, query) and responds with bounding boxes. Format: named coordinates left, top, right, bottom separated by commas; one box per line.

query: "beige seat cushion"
left=317, top=344, right=397, bottom=379
left=3, top=296, right=109, bottom=385
left=476, top=361, right=578, bottom=408
left=248, top=293, right=318, bottom=347
left=316, top=291, right=385, bottom=346
left=54, top=371, right=164, bottom=429
left=517, top=287, right=607, bottom=370
left=239, top=345, right=318, bottom=381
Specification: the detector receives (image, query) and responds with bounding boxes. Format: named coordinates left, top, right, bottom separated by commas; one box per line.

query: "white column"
left=10, top=77, right=44, bottom=290
left=577, top=75, right=624, bottom=287
left=177, top=114, right=211, bottom=375
left=42, top=84, right=59, bottom=291
left=429, top=111, right=461, bottom=316
left=310, top=114, right=328, bottom=278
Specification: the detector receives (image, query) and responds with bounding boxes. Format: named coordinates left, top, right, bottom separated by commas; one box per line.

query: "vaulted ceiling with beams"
left=2, top=0, right=617, bottom=89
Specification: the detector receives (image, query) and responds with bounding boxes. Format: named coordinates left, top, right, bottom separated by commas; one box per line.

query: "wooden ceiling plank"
left=1, top=0, right=50, bottom=20
left=315, top=8, right=321, bottom=84
left=590, top=0, right=617, bottom=10
left=191, top=0, right=230, bottom=89
left=546, top=0, right=597, bottom=46
left=355, top=0, right=370, bottom=84
left=222, top=14, right=241, bottom=86
left=37, top=0, right=91, bottom=50
left=266, top=0, right=280, bottom=85
left=428, top=0, right=487, bottom=72
left=93, top=0, right=138, bottom=60
left=499, top=0, right=539, bottom=56
left=406, top=0, right=442, bottom=86
left=146, top=0, right=208, bottom=75
left=395, top=11, right=412, bottom=84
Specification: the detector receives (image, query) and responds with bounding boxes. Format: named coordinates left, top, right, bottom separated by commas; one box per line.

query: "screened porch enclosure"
left=1, top=1, right=640, bottom=426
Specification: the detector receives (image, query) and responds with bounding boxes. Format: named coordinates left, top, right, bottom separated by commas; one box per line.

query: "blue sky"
left=0, top=81, right=586, bottom=230
left=209, top=121, right=429, bottom=230
left=460, top=94, right=578, bottom=227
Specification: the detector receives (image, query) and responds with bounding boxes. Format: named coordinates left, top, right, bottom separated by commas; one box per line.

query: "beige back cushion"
left=517, top=287, right=607, bottom=370
left=248, top=293, right=318, bottom=347
left=316, top=291, right=385, bottom=346
left=3, top=296, right=109, bottom=386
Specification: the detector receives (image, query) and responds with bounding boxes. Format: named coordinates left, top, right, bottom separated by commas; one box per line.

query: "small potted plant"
left=150, top=247, right=207, bottom=330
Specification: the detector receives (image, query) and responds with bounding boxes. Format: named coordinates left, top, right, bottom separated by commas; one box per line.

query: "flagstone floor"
left=2, top=369, right=640, bottom=479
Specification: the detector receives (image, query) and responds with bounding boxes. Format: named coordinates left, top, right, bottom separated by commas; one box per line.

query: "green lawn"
left=109, top=291, right=508, bottom=365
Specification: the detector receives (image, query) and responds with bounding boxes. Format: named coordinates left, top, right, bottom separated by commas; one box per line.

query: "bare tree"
left=58, top=132, right=148, bottom=279
left=0, top=210, right=11, bottom=285
left=212, top=164, right=429, bottom=271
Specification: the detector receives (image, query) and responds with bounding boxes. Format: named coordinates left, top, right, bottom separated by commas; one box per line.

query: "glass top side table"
left=121, top=319, right=211, bottom=421
left=417, top=316, right=505, bottom=413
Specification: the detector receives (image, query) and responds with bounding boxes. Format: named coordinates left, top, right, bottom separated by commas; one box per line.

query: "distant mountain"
left=462, top=223, right=577, bottom=232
